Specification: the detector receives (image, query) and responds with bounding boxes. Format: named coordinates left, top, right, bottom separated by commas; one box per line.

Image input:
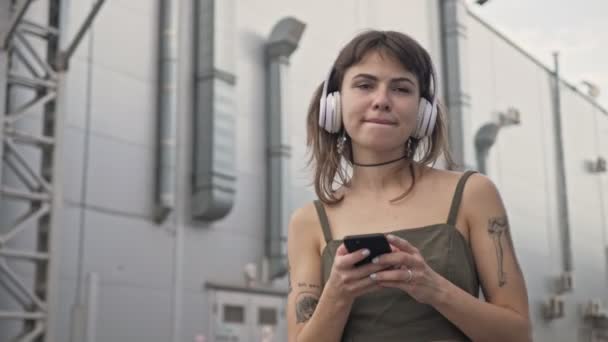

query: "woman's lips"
left=363, top=118, right=397, bottom=126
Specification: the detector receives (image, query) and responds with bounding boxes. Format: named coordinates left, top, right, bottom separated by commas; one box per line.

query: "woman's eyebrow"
left=352, top=73, right=416, bottom=86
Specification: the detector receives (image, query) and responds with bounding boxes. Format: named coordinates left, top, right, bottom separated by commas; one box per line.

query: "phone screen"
left=343, top=233, right=391, bottom=267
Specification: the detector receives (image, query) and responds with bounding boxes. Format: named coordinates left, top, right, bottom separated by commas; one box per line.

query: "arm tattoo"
left=488, top=216, right=509, bottom=287
left=295, top=292, right=319, bottom=323
left=298, top=282, right=321, bottom=290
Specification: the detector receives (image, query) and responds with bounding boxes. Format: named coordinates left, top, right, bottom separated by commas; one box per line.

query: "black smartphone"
left=343, top=233, right=392, bottom=267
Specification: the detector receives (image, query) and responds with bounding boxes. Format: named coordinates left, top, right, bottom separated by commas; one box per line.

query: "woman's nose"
left=372, top=90, right=391, bottom=112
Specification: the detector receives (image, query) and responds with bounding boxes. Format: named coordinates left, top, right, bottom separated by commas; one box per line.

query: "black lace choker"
left=352, top=154, right=408, bottom=167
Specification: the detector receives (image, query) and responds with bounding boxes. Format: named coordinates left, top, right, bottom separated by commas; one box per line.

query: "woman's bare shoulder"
left=418, top=165, right=468, bottom=185
left=425, top=167, right=499, bottom=210
left=288, top=202, right=323, bottom=248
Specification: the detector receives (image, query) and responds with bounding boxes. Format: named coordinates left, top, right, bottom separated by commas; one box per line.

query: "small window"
left=223, top=305, right=245, bottom=323
left=258, top=307, right=277, bottom=325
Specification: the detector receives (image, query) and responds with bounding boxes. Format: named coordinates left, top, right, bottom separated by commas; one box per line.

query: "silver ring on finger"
left=405, top=268, right=413, bottom=283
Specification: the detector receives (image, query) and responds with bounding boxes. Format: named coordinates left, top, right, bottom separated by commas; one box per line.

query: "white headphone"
left=318, top=62, right=438, bottom=138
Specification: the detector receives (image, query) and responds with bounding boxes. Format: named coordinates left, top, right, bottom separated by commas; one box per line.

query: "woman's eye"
left=394, top=87, right=410, bottom=93
left=356, top=84, right=372, bottom=90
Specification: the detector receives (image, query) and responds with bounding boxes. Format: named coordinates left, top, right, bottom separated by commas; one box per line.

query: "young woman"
left=286, top=30, right=531, bottom=342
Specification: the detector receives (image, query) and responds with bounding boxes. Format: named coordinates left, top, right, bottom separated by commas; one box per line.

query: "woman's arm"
left=371, top=173, right=531, bottom=341
left=432, top=173, right=532, bottom=342
left=286, top=204, right=351, bottom=342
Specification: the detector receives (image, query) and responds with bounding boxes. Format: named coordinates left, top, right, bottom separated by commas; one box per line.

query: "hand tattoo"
left=488, top=216, right=509, bottom=287
left=295, top=292, right=319, bottom=323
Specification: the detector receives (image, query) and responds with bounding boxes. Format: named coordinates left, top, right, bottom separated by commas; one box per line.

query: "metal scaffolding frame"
left=0, top=1, right=104, bottom=340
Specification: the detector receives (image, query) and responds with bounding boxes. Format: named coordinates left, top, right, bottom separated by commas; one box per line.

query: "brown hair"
left=306, top=30, right=454, bottom=205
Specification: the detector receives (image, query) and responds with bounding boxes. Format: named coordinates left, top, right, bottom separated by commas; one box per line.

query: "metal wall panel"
left=92, top=2, right=157, bottom=82
left=181, top=229, right=265, bottom=293
left=95, top=285, right=172, bottom=342
left=62, top=127, right=85, bottom=203
left=61, top=0, right=92, bottom=61
left=53, top=274, right=78, bottom=342
left=560, top=87, right=608, bottom=298
left=82, top=210, right=174, bottom=289
left=64, top=59, right=90, bottom=129
left=85, top=135, right=155, bottom=216
left=90, top=65, right=156, bottom=147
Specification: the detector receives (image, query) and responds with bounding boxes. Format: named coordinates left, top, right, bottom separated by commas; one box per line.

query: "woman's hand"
left=369, top=234, right=448, bottom=306
left=324, top=244, right=387, bottom=305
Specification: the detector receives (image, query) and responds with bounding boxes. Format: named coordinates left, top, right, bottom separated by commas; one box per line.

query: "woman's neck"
left=348, top=159, right=416, bottom=196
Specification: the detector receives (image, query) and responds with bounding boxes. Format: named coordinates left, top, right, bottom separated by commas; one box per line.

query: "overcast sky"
left=468, top=0, right=608, bottom=109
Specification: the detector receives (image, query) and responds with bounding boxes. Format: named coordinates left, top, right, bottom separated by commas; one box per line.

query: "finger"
left=336, top=244, right=349, bottom=256
left=370, top=268, right=415, bottom=283
left=386, top=234, right=419, bottom=254
left=348, top=275, right=380, bottom=295
left=372, top=252, right=419, bottom=268
left=351, top=262, right=390, bottom=280
left=335, top=244, right=371, bottom=269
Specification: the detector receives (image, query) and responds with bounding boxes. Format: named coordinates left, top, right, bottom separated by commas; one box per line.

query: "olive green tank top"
left=314, top=171, right=480, bottom=342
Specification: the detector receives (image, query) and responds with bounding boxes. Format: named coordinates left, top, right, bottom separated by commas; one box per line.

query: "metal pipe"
left=60, top=0, right=106, bottom=70
left=191, top=0, right=237, bottom=220
left=439, top=0, right=468, bottom=169
left=0, top=1, right=8, bottom=194
left=0, top=275, right=30, bottom=308
left=19, top=319, right=45, bottom=341
left=168, top=1, right=185, bottom=340
left=4, top=152, right=38, bottom=191
left=0, top=249, right=49, bottom=261
left=7, top=72, right=57, bottom=90
left=15, top=30, right=57, bottom=79
left=552, top=52, right=573, bottom=274
left=0, top=260, right=45, bottom=310
left=154, top=0, right=178, bottom=222
left=0, top=311, right=44, bottom=320
left=21, top=19, right=60, bottom=38
left=5, top=139, right=52, bottom=192
left=84, top=273, right=99, bottom=342
left=1, top=0, right=34, bottom=50
left=6, top=91, right=57, bottom=124
left=0, top=205, right=49, bottom=245
left=474, top=122, right=500, bottom=174
left=5, top=128, right=56, bottom=147
left=13, top=44, right=42, bottom=79
left=265, top=17, right=306, bottom=281
left=0, top=186, right=51, bottom=202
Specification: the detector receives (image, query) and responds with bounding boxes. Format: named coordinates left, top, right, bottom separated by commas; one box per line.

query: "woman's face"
left=340, top=51, right=421, bottom=153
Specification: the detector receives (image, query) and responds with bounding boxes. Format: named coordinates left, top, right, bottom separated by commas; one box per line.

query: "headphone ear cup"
left=425, top=101, right=438, bottom=137
left=324, top=91, right=341, bottom=133
left=319, top=95, right=327, bottom=130
left=415, top=98, right=429, bottom=138
left=333, top=92, right=342, bottom=133
left=325, top=93, right=335, bottom=132
left=423, top=99, right=433, bottom=135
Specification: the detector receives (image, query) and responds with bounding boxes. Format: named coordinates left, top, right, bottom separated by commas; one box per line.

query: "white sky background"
left=467, top=0, right=608, bottom=109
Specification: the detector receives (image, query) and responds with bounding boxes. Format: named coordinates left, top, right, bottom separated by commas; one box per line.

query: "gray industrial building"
left=0, top=0, right=607, bottom=341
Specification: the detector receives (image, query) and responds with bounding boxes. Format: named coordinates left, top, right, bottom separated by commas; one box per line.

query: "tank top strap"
left=446, top=170, right=478, bottom=226
left=313, top=200, right=333, bottom=243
